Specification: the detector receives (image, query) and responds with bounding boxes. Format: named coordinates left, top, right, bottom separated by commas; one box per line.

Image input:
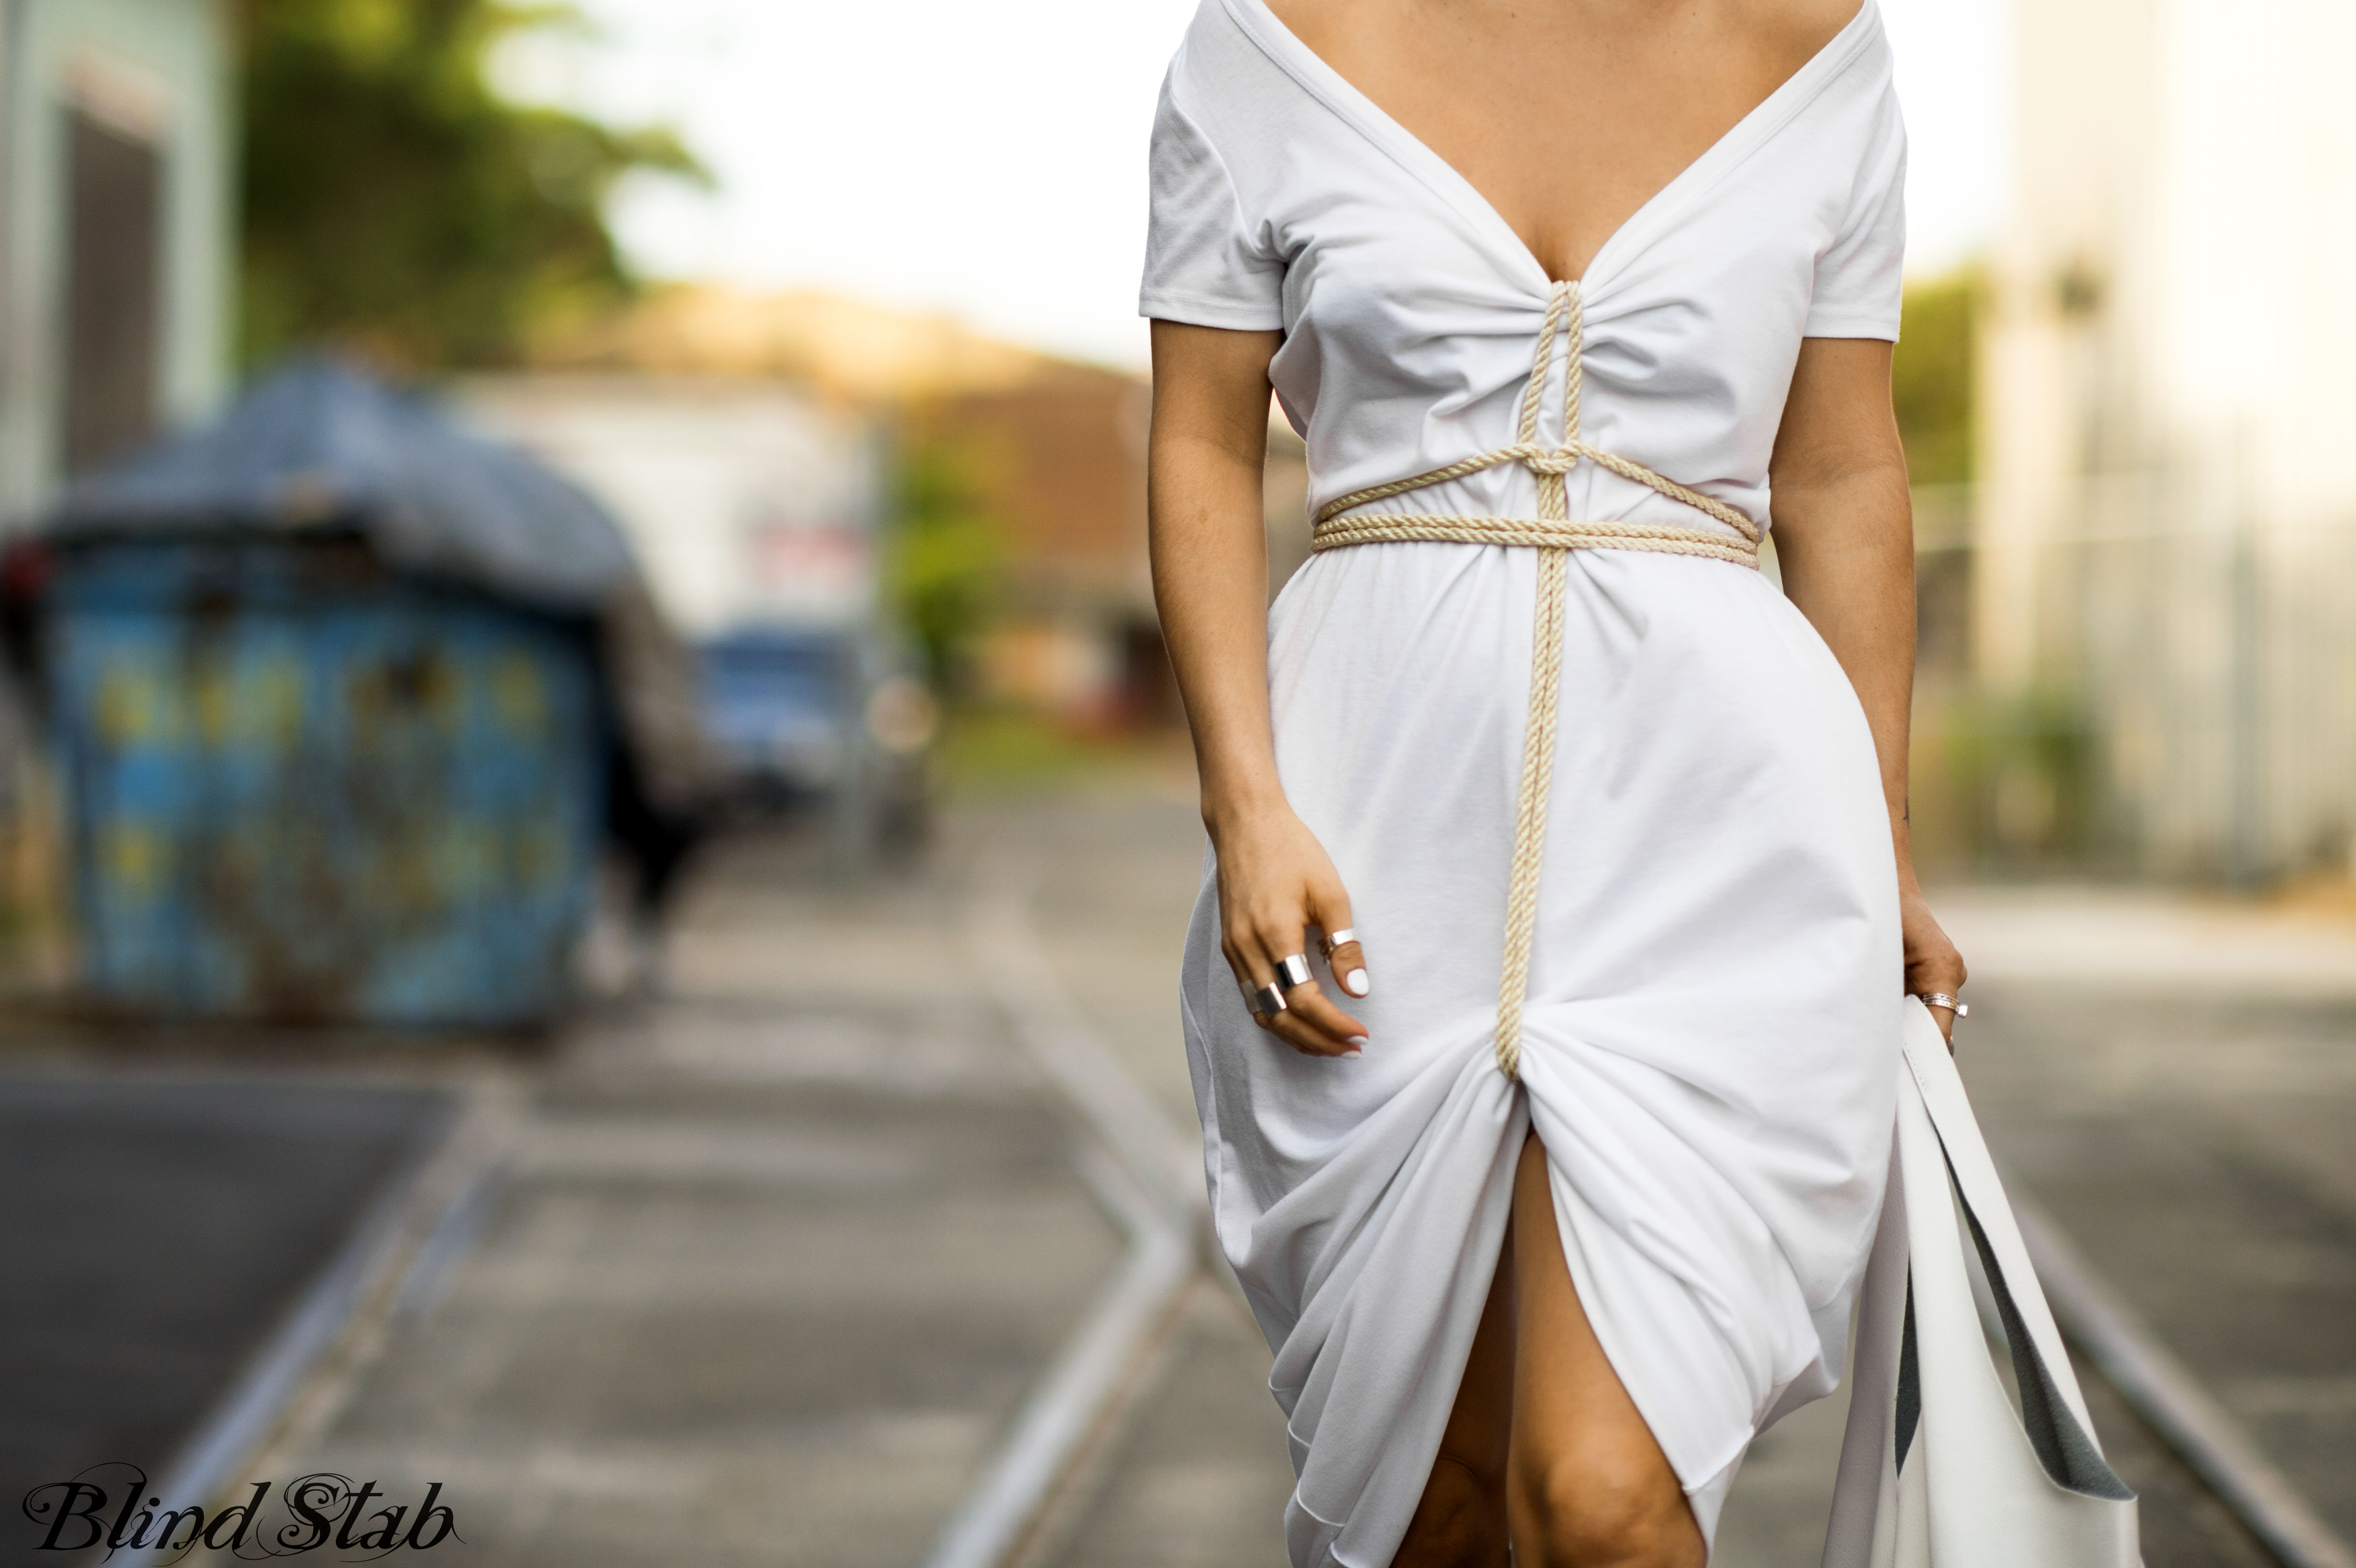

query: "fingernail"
left=1347, top=1035, right=1369, bottom=1051
left=1343, top=969, right=1370, bottom=997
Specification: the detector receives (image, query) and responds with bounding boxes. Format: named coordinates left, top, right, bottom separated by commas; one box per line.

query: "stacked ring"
left=1916, top=992, right=1969, bottom=1018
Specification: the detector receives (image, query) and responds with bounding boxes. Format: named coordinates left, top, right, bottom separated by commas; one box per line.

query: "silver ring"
left=1322, top=927, right=1358, bottom=953
left=1276, top=954, right=1312, bottom=990
left=1916, top=992, right=1969, bottom=1018
left=1253, top=982, right=1288, bottom=1016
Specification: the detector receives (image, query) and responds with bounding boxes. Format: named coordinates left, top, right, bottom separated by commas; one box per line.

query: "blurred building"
left=457, top=376, right=886, bottom=636
left=0, top=0, right=237, bottom=956
left=0, top=0, right=235, bottom=514
left=902, top=363, right=1158, bottom=726
left=523, top=285, right=1176, bottom=726
left=1979, top=0, right=2356, bottom=880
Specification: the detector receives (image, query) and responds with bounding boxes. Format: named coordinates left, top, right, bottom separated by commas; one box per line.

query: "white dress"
left=1141, top=3, right=1908, bottom=1565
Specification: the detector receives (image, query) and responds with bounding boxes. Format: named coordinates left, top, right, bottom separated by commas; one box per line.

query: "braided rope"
left=1310, top=514, right=1759, bottom=567
left=1315, top=441, right=1759, bottom=541
left=1516, top=282, right=1574, bottom=444
left=1308, top=280, right=1763, bottom=1080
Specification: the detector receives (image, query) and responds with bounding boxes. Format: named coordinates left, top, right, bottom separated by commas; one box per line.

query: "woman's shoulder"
left=1163, top=0, right=1291, bottom=114
left=1157, top=0, right=1333, bottom=176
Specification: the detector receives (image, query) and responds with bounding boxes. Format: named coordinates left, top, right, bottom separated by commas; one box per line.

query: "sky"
left=502, top=0, right=2010, bottom=370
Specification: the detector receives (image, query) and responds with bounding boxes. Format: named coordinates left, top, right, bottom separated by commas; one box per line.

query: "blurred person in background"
left=600, top=577, right=722, bottom=991
left=1142, top=0, right=1988, bottom=1565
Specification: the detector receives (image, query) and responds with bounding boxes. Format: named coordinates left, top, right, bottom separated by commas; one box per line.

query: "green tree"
left=1892, top=272, right=1978, bottom=485
left=886, top=432, right=1005, bottom=699
left=237, top=0, right=704, bottom=370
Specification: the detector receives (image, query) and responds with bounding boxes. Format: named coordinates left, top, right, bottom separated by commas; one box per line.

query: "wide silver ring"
left=1276, top=954, right=1313, bottom=990
left=1916, top=992, right=1969, bottom=1018
left=1322, top=927, right=1358, bottom=953
left=1253, top=982, right=1289, bottom=1016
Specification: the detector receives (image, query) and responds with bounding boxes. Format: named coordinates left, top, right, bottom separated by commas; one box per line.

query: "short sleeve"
left=1803, top=81, right=1907, bottom=340
left=1138, top=77, right=1285, bottom=331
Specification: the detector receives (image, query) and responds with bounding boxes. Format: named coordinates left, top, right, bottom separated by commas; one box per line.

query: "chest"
left=1265, top=0, right=1839, bottom=283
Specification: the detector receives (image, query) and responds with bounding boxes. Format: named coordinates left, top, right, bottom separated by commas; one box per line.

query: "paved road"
left=22, top=785, right=2348, bottom=1567
left=0, top=1073, right=447, bottom=1568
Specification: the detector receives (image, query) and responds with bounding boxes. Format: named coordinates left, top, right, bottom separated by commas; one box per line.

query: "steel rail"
left=2013, top=1189, right=2356, bottom=1568
left=921, top=874, right=1206, bottom=1568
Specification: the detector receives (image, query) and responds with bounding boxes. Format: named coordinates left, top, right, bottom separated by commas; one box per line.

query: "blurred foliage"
left=1935, top=685, right=2097, bottom=871
left=1893, top=272, right=1978, bottom=486
left=934, top=704, right=1169, bottom=796
left=237, top=0, right=706, bottom=370
left=886, top=432, right=1006, bottom=698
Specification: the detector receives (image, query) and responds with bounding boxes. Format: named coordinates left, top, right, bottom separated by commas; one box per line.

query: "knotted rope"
left=1309, top=280, right=1762, bottom=1079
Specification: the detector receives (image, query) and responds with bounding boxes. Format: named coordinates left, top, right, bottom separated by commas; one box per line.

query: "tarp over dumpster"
left=10, top=360, right=717, bottom=1025
left=52, top=359, right=638, bottom=614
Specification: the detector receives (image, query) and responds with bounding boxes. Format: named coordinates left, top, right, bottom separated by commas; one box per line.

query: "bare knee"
left=1396, top=1454, right=1507, bottom=1568
left=1507, top=1452, right=1703, bottom=1568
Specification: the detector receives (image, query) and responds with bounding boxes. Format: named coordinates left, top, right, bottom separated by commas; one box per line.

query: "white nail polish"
left=1343, top=969, right=1370, bottom=997
left=1347, top=1036, right=1370, bottom=1050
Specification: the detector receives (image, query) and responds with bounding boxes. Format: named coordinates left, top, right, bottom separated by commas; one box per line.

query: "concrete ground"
left=12, top=783, right=2352, bottom=1567
left=1940, top=889, right=2356, bottom=1559
left=174, top=823, right=1132, bottom=1568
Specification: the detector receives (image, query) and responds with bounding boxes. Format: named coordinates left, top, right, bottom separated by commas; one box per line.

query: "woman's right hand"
left=1145, top=318, right=1359, bottom=1055
left=1212, top=803, right=1371, bottom=1057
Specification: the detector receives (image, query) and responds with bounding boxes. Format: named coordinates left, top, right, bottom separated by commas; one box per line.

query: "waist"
left=1311, top=501, right=1760, bottom=571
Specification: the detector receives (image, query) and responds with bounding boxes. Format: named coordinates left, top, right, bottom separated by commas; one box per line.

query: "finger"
left=1907, top=966, right=1963, bottom=1050
left=1270, top=1008, right=1359, bottom=1057
left=1312, top=896, right=1370, bottom=998
left=1242, top=908, right=1364, bottom=1055
left=1930, top=1005, right=1956, bottom=1049
left=1220, top=939, right=1260, bottom=1014
left=1909, top=959, right=1967, bottom=995
left=1223, top=929, right=1327, bottom=1050
left=1279, top=978, right=1368, bottom=1053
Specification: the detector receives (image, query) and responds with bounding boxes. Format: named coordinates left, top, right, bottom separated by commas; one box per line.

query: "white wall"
left=1980, top=0, right=2356, bottom=876
left=458, top=376, right=884, bottom=637
left=0, top=0, right=235, bottom=520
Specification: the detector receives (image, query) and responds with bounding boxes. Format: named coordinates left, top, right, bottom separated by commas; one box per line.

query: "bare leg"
left=1399, top=1131, right=1704, bottom=1567
left=1394, top=1235, right=1515, bottom=1567
left=1507, top=1131, right=1706, bottom=1568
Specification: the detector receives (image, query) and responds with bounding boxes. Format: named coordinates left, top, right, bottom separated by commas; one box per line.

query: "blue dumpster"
left=14, top=361, right=660, bottom=1026
left=43, top=538, right=600, bottom=1024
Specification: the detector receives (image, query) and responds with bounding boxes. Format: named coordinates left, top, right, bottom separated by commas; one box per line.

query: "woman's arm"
left=1769, top=336, right=1969, bottom=1038
left=1148, top=320, right=1371, bottom=1057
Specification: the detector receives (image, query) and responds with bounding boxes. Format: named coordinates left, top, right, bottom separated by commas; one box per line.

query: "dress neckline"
left=1220, top=0, right=1881, bottom=294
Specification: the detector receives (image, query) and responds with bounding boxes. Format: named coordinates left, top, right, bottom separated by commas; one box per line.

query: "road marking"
left=921, top=876, right=1204, bottom=1568
left=2013, top=1188, right=2356, bottom=1568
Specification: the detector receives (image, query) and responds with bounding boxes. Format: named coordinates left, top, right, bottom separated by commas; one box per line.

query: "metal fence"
left=1911, top=479, right=2356, bottom=884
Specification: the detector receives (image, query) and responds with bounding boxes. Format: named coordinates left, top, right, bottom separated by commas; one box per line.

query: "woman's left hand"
left=1899, top=878, right=1968, bottom=1047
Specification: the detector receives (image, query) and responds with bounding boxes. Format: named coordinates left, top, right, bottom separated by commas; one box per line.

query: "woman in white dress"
left=1143, top=0, right=1969, bottom=1564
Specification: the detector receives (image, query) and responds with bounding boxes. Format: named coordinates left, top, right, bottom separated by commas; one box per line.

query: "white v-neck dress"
left=1141, top=3, right=1908, bottom=1564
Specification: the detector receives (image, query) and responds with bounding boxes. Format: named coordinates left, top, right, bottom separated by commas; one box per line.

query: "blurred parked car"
left=698, top=626, right=936, bottom=856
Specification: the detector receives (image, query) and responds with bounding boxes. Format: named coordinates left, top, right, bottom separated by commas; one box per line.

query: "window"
left=63, top=105, right=162, bottom=475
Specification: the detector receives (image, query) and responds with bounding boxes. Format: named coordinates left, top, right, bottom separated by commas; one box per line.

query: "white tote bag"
left=1823, top=998, right=2143, bottom=1567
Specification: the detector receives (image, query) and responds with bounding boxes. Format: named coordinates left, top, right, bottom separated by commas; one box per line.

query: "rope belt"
left=1308, top=279, right=1763, bottom=1080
